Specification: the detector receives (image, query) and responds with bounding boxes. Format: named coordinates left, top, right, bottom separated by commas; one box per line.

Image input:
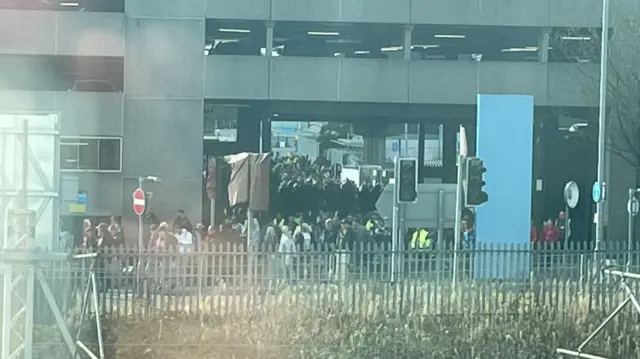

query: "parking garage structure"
left=0, top=0, right=604, bottom=226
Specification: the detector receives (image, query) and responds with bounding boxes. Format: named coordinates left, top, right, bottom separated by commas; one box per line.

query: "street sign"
left=133, top=188, right=146, bottom=216
left=564, top=181, right=580, bottom=209
left=628, top=197, right=639, bottom=216
left=592, top=182, right=602, bottom=203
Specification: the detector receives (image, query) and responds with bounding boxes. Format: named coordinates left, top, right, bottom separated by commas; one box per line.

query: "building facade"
left=0, top=0, right=613, bottom=232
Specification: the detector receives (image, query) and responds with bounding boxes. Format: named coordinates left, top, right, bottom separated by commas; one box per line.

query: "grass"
left=31, top=280, right=640, bottom=359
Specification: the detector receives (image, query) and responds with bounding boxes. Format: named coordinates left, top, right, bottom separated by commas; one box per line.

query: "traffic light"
left=397, top=158, right=418, bottom=203
left=465, top=157, right=488, bottom=206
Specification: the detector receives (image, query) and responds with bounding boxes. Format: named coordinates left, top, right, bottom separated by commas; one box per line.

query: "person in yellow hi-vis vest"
left=410, top=228, right=432, bottom=275
left=365, top=219, right=374, bottom=231
left=410, top=228, right=431, bottom=250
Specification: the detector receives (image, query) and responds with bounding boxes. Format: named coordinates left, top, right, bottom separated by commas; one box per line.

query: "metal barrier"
left=0, top=250, right=103, bottom=359
left=72, top=241, right=640, bottom=318
left=557, top=268, right=640, bottom=359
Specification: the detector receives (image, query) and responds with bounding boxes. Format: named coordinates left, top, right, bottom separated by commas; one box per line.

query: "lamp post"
left=136, top=175, right=161, bottom=296
left=137, top=176, right=161, bottom=251
left=594, top=0, right=611, bottom=267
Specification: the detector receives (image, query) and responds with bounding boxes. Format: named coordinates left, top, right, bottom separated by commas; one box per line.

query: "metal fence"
left=29, top=241, right=635, bottom=319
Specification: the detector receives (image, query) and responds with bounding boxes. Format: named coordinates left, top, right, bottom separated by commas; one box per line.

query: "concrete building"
left=0, top=0, right=625, bottom=239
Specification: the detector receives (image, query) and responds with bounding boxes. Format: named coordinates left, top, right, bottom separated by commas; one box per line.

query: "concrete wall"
left=0, top=0, right=209, bottom=224
left=0, top=91, right=124, bottom=216
left=0, top=10, right=125, bottom=56
left=205, top=56, right=599, bottom=107
left=206, top=0, right=602, bottom=27
left=123, top=1, right=206, bottom=223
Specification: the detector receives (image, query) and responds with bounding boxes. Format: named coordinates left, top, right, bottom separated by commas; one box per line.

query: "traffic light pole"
left=452, top=154, right=466, bottom=288
left=391, top=157, right=400, bottom=283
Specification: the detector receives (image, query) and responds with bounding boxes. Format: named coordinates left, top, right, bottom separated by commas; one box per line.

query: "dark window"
left=98, top=138, right=121, bottom=171
left=61, top=137, right=121, bottom=172
left=0, top=55, right=123, bottom=92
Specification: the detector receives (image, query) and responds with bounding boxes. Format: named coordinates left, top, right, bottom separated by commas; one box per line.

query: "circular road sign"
left=628, top=197, right=640, bottom=217
left=592, top=182, right=602, bottom=203
left=564, top=181, right=580, bottom=209
left=132, top=188, right=146, bottom=216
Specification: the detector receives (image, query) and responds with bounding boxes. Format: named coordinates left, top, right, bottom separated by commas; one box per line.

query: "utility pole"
left=593, top=0, right=611, bottom=268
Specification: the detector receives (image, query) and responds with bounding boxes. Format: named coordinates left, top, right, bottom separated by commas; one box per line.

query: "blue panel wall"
left=474, top=94, right=533, bottom=280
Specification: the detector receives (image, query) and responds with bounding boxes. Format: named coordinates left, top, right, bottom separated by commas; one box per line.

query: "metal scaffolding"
left=557, top=268, right=640, bottom=359
left=0, top=118, right=103, bottom=359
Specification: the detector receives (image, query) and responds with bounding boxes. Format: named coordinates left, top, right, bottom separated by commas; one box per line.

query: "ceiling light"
left=60, top=1, right=79, bottom=6
left=569, top=123, right=588, bottom=132
left=560, top=36, right=591, bottom=41
left=411, top=45, right=440, bottom=49
left=381, top=46, right=403, bottom=52
left=434, top=34, right=466, bottom=39
left=307, top=31, right=340, bottom=36
left=214, top=39, right=239, bottom=45
left=219, top=28, right=250, bottom=34
left=501, top=46, right=538, bottom=52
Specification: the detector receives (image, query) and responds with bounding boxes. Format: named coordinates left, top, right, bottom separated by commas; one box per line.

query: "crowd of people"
left=59, top=154, right=577, bottom=291
left=69, top=155, right=431, bottom=257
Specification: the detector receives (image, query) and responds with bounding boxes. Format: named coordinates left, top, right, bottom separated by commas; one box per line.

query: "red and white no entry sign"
left=132, top=188, right=146, bottom=216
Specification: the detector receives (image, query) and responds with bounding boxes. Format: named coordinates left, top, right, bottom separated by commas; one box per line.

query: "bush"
left=106, top=306, right=640, bottom=359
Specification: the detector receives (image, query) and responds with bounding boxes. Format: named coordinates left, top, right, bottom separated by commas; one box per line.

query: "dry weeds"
left=31, top=282, right=640, bottom=359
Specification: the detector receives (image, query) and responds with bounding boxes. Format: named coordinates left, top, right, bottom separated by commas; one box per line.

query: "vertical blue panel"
left=474, top=94, right=533, bottom=280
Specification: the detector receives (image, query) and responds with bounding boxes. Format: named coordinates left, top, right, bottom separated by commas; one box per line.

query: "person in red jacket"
left=538, top=219, right=559, bottom=268
left=541, top=219, right=560, bottom=244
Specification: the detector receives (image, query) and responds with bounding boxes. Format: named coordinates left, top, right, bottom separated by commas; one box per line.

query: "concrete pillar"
left=261, top=117, right=272, bottom=153
left=538, top=28, right=550, bottom=63
left=417, top=123, right=426, bottom=182
left=403, top=25, right=414, bottom=61
left=123, top=0, right=206, bottom=222
left=363, top=137, right=386, bottom=165
left=265, top=21, right=274, bottom=57
left=237, top=108, right=261, bottom=153
left=442, top=123, right=457, bottom=183
left=354, top=123, right=387, bottom=166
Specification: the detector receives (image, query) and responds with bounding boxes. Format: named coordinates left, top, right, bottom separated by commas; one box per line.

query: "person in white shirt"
left=243, top=215, right=262, bottom=250
left=174, top=226, right=193, bottom=253
left=278, top=226, right=296, bottom=282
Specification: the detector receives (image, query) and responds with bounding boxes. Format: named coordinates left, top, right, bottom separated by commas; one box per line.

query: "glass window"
left=78, top=138, right=99, bottom=170
left=60, top=138, right=80, bottom=170
left=204, top=106, right=238, bottom=142
left=98, top=138, right=121, bottom=171
left=61, top=137, right=122, bottom=172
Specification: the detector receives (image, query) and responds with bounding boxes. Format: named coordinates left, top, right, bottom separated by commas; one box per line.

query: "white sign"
left=564, top=181, right=580, bottom=209
left=628, top=197, right=639, bottom=216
